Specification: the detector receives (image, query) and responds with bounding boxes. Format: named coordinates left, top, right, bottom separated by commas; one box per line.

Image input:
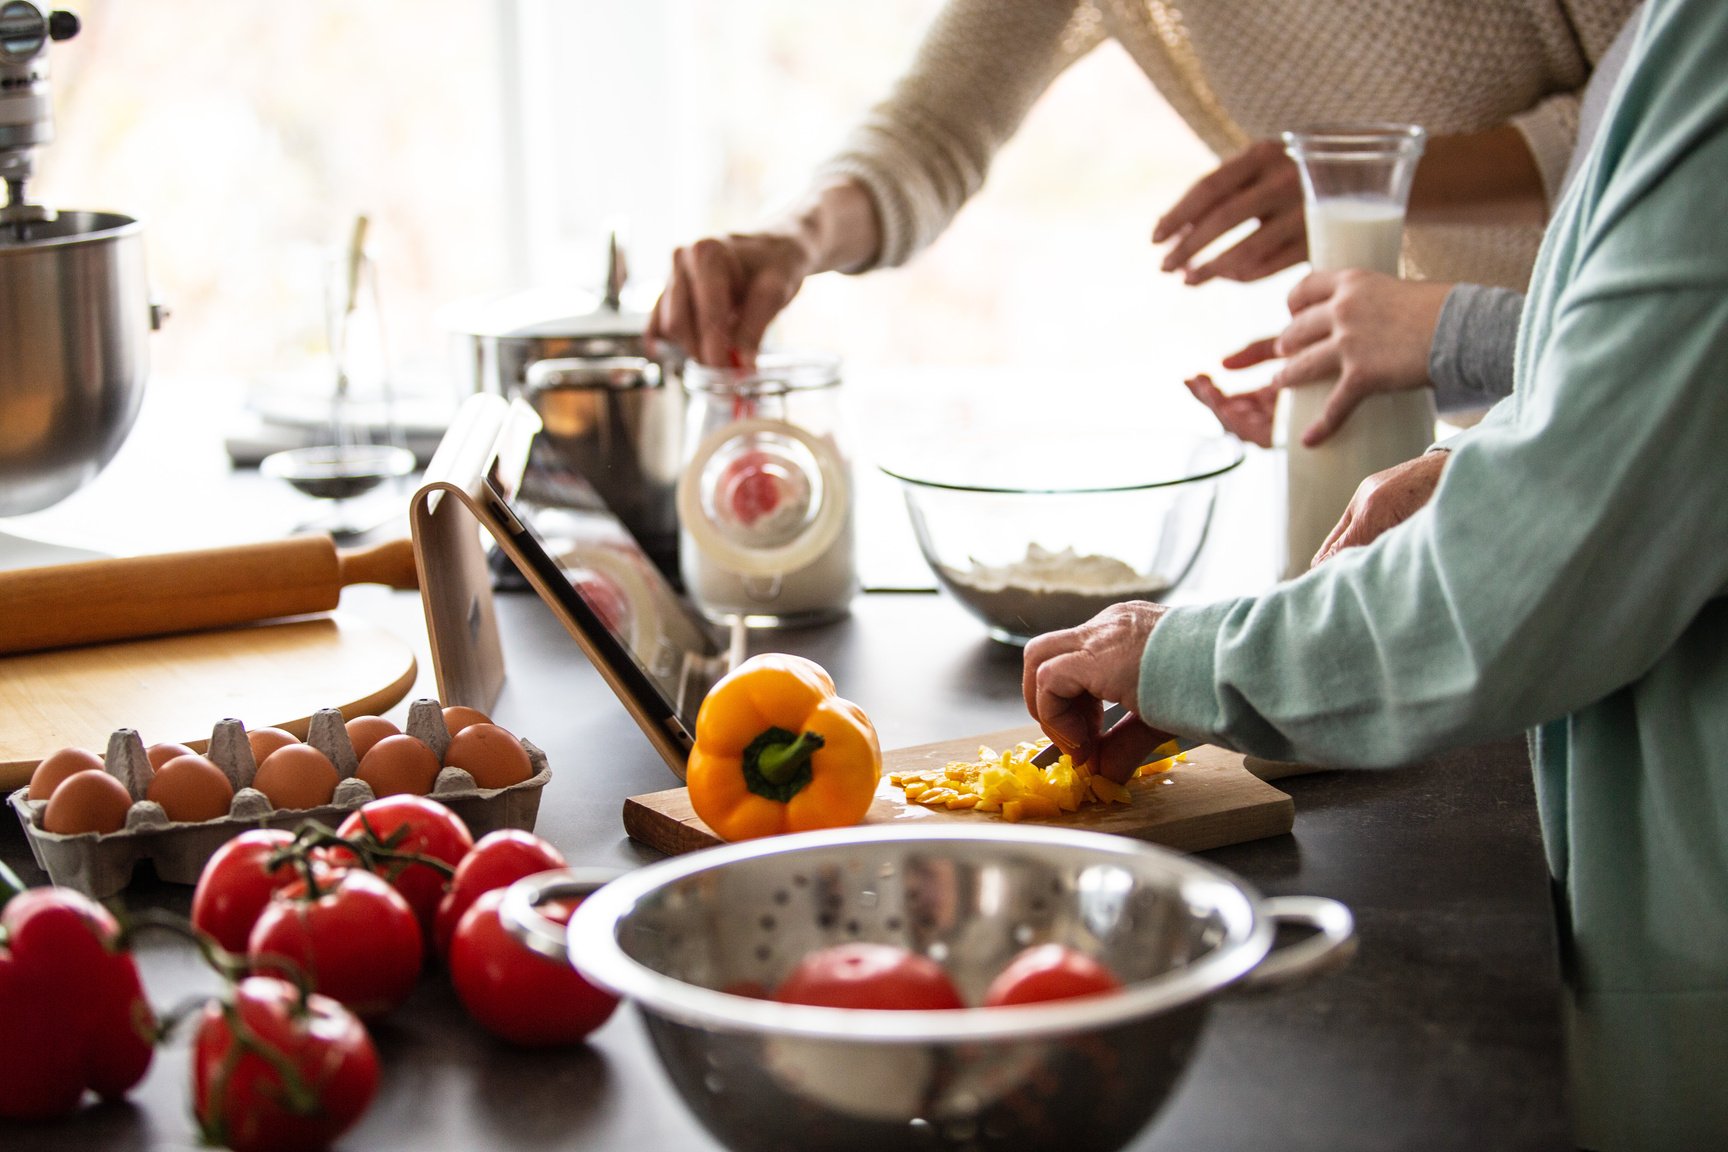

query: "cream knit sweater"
left=816, top=0, right=1638, bottom=290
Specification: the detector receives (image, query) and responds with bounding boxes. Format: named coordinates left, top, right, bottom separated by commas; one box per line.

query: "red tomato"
left=192, top=976, right=378, bottom=1152
left=248, top=869, right=422, bottom=1018
left=331, top=795, right=474, bottom=945
left=0, top=886, right=155, bottom=1119
left=432, top=829, right=566, bottom=959
left=775, top=942, right=964, bottom=1010
left=191, top=829, right=299, bottom=955
left=448, top=890, right=618, bottom=1046
left=982, top=943, right=1123, bottom=1007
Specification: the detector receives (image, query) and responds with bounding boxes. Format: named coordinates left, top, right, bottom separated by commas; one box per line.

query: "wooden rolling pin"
left=0, top=535, right=420, bottom=657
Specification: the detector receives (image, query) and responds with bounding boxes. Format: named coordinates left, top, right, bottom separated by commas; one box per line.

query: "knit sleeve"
left=809, top=0, right=1104, bottom=270
left=1509, top=91, right=1582, bottom=210
left=1427, top=284, right=1525, bottom=411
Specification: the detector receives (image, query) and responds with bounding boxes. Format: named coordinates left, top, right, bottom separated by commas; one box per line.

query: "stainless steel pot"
left=0, top=210, right=164, bottom=516
left=444, top=241, right=683, bottom=577
left=507, top=825, right=1355, bottom=1152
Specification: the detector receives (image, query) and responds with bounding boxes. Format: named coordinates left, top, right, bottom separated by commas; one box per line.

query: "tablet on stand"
left=410, top=394, right=743, bottom=781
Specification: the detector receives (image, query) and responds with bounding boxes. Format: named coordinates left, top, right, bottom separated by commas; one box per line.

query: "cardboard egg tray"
left=6, top=699, right=550, bottom=900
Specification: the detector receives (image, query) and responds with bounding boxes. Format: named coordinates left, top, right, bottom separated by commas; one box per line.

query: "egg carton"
left=6, top=699, right=550, bottom=900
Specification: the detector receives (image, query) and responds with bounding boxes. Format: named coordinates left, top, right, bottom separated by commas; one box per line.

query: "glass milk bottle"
left=1275, top=124, right=1435, bottom=578
left=676, top=353, right=857, bottom=626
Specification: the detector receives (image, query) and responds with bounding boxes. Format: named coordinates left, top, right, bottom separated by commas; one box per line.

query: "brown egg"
left=247, top=727, right=300, bottom=764
left=357, top=735, right=440, bottom=797
left=146, top=742, right=198, bottom=771
left=43, top=769, right=133, bottom=835
left=345, top=715, right=401, bottom=762
left=444, top=723, right=532, bottom=789
left=442, top=705, right=492, bottom=737
left=254, top=744, right=339, bottom=811
left=29, top=746, right=105, bottom=801
left=146, top=754, right=235, bottom=823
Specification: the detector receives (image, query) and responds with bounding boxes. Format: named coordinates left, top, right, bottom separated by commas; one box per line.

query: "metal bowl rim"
left=568, top=824, right=1275, bottom=1043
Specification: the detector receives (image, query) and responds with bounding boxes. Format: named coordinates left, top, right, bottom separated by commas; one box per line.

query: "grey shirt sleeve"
left=1426, top=284, right=1525, bottom=411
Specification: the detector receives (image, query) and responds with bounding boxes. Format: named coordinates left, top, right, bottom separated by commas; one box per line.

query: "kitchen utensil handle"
left=0, top=535, right=418, bottom=657
left=338, top=537, right=419, bottom=591
left=1234, top=896, right=1357, bottom=993
left=500, top=868, right=628, bottom=962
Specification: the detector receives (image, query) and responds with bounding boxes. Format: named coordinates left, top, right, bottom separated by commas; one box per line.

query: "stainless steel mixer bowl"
left=0, top=210, right=160, bottom=516
left=509, top=825, right=1354, bottom=1152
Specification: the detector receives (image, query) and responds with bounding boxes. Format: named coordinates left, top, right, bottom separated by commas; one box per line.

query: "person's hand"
left=1153, top=140, right=1306, bottom=285
left=645, top=230, right=816, bottom=367
left=1184, top=272, right=1454, bottom=449
left=1312, top=450, right=1448, bottom=566
left=1242, top=271, right=1452, bottom=446
left=1021, top=602, right=1171, bottom=784
left=1183, top=372, right=1277, bottom=448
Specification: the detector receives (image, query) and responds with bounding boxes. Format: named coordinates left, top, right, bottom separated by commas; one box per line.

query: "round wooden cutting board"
left=0, top=613, right=418, bottom=789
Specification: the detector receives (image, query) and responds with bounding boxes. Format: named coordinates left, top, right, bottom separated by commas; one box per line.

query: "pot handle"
left=499, top=867, right=627, bottom=962
left=1234, top=895, right=1357, bottom=993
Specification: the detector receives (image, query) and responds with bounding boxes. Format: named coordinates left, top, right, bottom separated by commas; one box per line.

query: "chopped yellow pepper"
left=890, top=737, right=1186, bottom=821
left=687, top=653, right=882, bottom=842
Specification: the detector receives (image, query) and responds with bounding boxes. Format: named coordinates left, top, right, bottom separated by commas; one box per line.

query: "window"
left=36, top=1, right=1291, bottom=441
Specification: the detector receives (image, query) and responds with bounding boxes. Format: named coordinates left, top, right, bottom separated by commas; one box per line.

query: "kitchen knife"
left=1029, top=701, right=1202, bottom=768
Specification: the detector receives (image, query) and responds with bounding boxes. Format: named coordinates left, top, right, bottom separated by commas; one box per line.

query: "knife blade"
left=1029, top=702, right=1202, bottom=768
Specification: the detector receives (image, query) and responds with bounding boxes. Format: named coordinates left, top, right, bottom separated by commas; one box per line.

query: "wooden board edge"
left=622, top=794, right=722, bottom=856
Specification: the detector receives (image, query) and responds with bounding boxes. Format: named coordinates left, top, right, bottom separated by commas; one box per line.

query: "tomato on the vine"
left=330, top=795, right=473, bottom=943
left=982, top=943, right=1122, bottom=1007
left=191, top=828, right=299, bottom=955
left=448, top=890, right=617, bottom=1046
left=432, top=829, right=566, bottom=959
left=192, top=976, right=378, bottom=1152
left=775, top=942, right=964, bottom=1010
left=248, top=868, right=421, bottom=1018
left=0, top=882, right=155, bottom=1119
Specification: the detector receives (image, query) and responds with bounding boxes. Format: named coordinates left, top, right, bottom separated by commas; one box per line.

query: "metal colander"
left=507, top=825, right=1352, bottom=1152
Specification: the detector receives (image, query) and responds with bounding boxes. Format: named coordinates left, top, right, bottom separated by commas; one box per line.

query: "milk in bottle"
left=1277, top=127, right=1436, bottom=579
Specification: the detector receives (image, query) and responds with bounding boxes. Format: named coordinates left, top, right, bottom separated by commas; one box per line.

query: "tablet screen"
left=485, top=437, right=729, bottom=747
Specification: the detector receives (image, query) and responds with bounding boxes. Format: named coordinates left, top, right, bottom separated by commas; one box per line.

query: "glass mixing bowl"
left=880, top=433, right=1243, bottom=645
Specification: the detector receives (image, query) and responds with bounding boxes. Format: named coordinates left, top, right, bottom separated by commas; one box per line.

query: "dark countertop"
left=1, top=585, right=1572, bottom=1152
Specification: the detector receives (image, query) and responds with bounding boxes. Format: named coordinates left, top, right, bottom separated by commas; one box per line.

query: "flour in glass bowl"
left=938, top=544, right=1171, bottom=641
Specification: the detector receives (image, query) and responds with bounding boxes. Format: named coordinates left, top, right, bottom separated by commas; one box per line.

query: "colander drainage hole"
left=759, top=914, right=777, bottom=931
left=773, top=889, right=790, bottom=905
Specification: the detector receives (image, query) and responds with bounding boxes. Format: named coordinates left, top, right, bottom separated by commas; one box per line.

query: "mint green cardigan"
left=1138, top=3, right=1728, bottom=1147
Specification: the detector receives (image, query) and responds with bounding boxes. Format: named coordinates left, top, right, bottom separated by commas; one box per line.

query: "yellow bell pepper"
left=687, top=653, right=882, bottom=841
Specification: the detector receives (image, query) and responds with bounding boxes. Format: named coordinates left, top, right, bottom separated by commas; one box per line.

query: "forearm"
left=1407, top=124, right=1549, bottom=227
left=766, top=177, right=884, bottom=277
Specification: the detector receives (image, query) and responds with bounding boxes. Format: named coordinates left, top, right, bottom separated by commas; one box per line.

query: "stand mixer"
left=0, top=2, right=165, bottom=524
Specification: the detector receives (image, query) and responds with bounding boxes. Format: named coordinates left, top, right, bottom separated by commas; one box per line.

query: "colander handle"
left=1235, top=895, right=1357, bottom=993
left=499, top=868, right=627, bottom=963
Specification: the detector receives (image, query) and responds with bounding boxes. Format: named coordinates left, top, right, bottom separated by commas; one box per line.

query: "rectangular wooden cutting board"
left=624, top=724, right=1297, bottom=857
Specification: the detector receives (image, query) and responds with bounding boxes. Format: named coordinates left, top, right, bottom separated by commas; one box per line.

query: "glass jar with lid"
left=677, top=353, right=856, bottom=626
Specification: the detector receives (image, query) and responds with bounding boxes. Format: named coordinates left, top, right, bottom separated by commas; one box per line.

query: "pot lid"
left=441, top=231, right=653, bottom=340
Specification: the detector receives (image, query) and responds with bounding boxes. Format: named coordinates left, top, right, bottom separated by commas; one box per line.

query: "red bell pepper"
left=0, top=860, right=156, bottom=1119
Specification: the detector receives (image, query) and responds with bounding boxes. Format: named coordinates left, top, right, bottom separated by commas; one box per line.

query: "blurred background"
left=34, top=0, right=1292, bottom=395
left=14, top=0, right=1295, bottom=560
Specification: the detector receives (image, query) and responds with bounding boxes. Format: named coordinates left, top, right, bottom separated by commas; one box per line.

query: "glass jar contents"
left=677, top=354, right=856, bottom=626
